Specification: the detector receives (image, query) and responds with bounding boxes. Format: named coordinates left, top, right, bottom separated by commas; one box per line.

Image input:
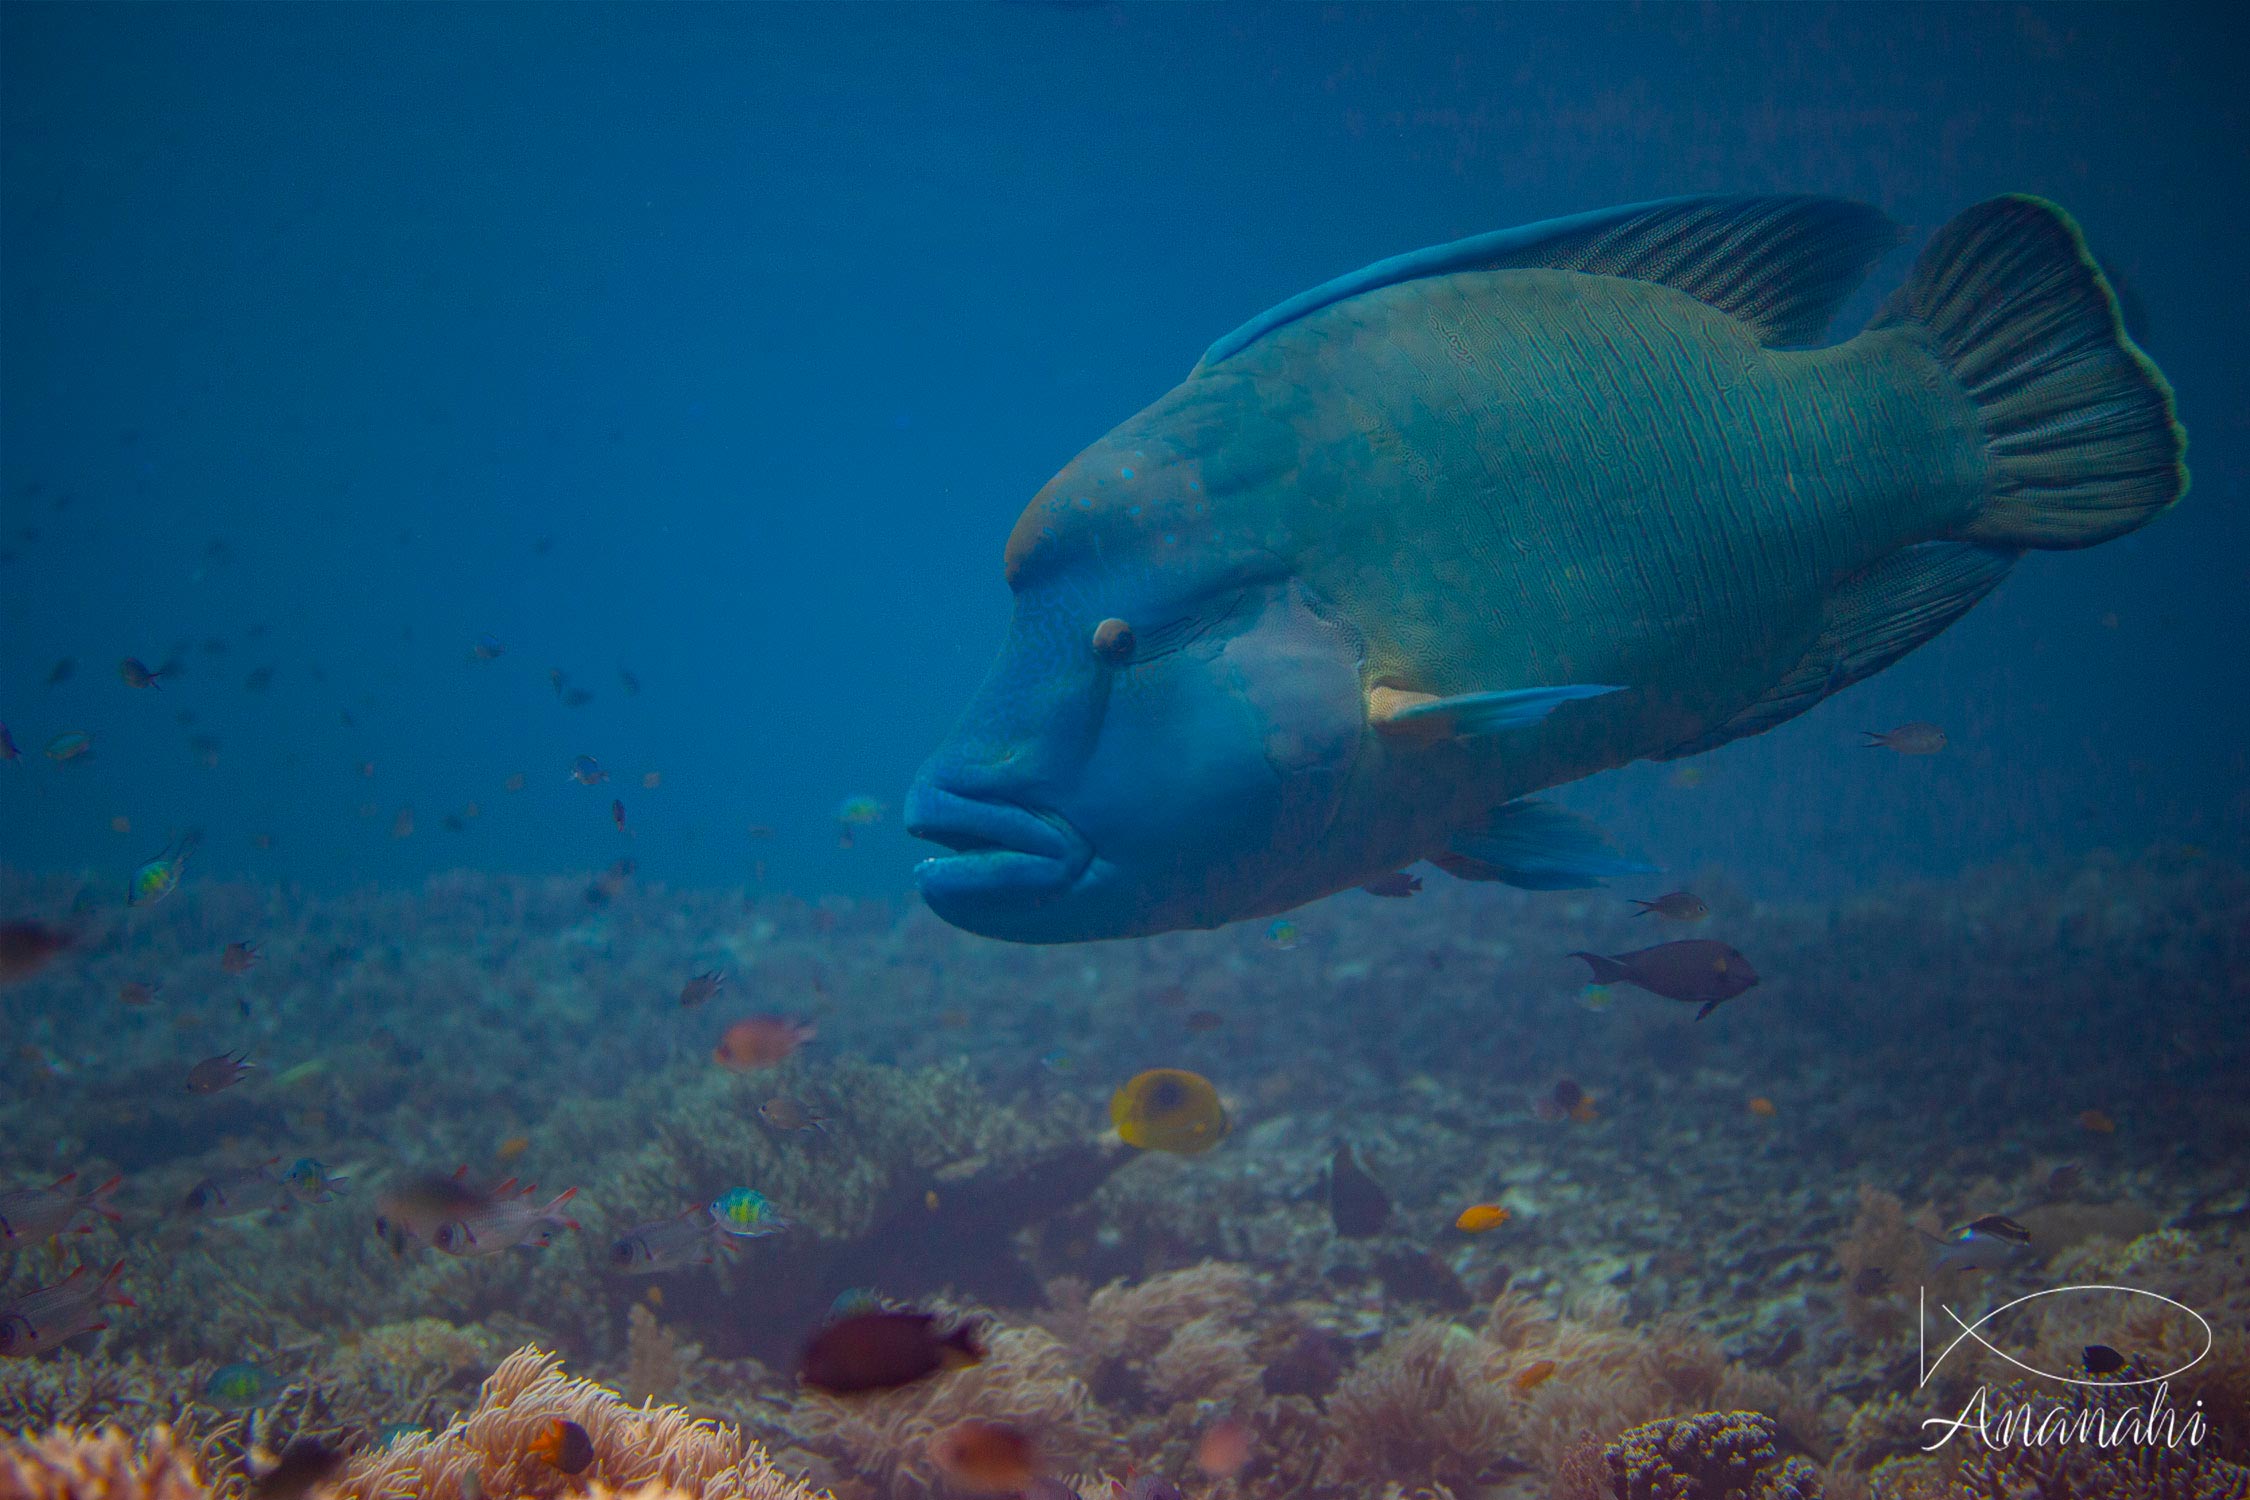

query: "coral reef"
left=1602, top=1410, right=1822, bottom=1500
left=0, top=1424, right=210, bottom=1500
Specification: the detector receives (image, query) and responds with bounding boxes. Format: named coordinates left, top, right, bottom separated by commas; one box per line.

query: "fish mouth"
left=906, top=783, right=1093, bottom=912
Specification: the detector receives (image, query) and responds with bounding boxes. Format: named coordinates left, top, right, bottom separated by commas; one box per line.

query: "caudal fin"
left=1569, top=951, right=1632, bottom=986
left=1874, top=195, right=2185, bottom=549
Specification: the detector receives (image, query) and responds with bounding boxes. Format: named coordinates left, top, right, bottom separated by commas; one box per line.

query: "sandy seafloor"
left=2, top=847, right=2246, bottom=1500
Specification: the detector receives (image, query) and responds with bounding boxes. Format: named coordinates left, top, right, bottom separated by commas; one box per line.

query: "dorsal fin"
left=1197, top=194, right=1901, bottom=371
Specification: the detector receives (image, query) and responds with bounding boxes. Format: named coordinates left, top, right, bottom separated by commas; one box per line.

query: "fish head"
left=910, top=432, right=1366, bottom=942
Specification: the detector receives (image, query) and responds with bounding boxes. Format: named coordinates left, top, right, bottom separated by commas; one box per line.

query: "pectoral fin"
left=1372, top=683, right=1623, bottom=740
left=1436, top=799, right=1657, bottom=891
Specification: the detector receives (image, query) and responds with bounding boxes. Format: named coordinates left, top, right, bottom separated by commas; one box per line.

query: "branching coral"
left=339, top=1346, right=825, bottom=1500
left=0, top=1423, right=212, bottom=1500
left=1603, top=1410, right=1822, bottom=1500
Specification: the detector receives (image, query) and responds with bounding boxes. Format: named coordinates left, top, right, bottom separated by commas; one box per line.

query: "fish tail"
left=1874, top=195, right=2186, bottom=550
left=1568, top=951, right=1631, bottom=985
left=97, top=1260, right=134, bottom=1308
left=84, top=1174, right=124, bottom=1219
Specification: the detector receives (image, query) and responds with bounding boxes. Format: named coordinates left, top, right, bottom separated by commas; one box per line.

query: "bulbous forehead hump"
left=1004, top=443, right=1203, bottom=586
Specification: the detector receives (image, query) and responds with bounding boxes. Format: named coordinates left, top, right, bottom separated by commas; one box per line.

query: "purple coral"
left=1604, top=1410, right=1821, bottom=1500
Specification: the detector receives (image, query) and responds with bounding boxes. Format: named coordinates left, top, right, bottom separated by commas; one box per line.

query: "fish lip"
left=905, top=784, right=1091, bottom=899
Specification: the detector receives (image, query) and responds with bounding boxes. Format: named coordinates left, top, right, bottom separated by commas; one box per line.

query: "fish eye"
left=608, top=1238, right=637, bottom=1265
left=0, top=1315, right=28, bottom=1353
left=433, top=1223, right=459, bottom=1249
left=1090, top=618, right=1136, bottom=664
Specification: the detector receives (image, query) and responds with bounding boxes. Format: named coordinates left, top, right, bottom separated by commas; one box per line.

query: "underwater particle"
left=1183, top=1008, right=1224, bottom=1034
left=609, top=1208, right=727, bottom=1274
left=279, top=1158, right=349, bottom=1204
left=550, top=667, right=568, bottom=697
left=391, top=805, right=415, bottom=839
left=45, top=657, right=74, bottom=688
left=1862, top=721, right=1947, bottom=754
left=2079, top=1108, right=2118, bottom=1134
left=834, top=794, right=885, bottom=826
left=1568, top=940, right=1759, bottom=1020
left=713, top=1014, right=815, bottom=1070
left=708, top=1186, right=791, bottom=1238
left=759, top=1096, right=826, bottom=1133
left=1037, top=1049, right=1076, bottom=1074
left=1455, top=1203, right=1510, bottom=1234
left=747, top=823, right=775, bottom=839
left=358, top=760, right=377, bottom=779
left=924, top=1190, right=941, bottom=1212
left=0, top=1260, right=132, bottom=1358
left=1110, top=1068, right=1229, bottom=1155
left=1262, top=917, right=1302, bottom=950
left=570, top=754, right=608, bottom=786
left=1668, top=765, right=1705, bottom=788
left=204, top=1360, right=284, bottom=1409
left=252, top=830, right=276, bottom=849
left=798, top=1309, right=986, bottom=1395
left=118, top=979, right=160, bottom=1006
left=620, top=667, right=642, bottom=696
left=1328, top=1140, right=1390, bottom=1237
left=0, top=723, right=17, bottom=760
left=118, top=656, right=167, bottom=689
left=250, top=1435, right=345, bottom=1500
left=2083, top=1343, right=2127, bottom=1376
left=186, top=1049, right=254, bottom=1094
left=1573, top=983, right=1615, bottom=1013
left=1511, top=1358, right=1559, bottom=1393
left=929, top=1419, right=1039, bottom=1494
left=0, top=1170, right=122, bottom=1241
left=1747, top=1096, right=1778, bottom=1117
left=504, top=772, right=527, bottom=793
left=1918, top=1213, right=2033, bottom=1275
left=1195, top=1417, right=1254, bottom=1479
left=110, top=814, right=131, bottom=834
left=0, top=920, right=74, bottom=985
left=1629, top=890, right=1709, bottom=921
left=44, top=730, right=93, bottom=762
left=472, top=633, right=505, bottom=661
left=1359, top=871, right=1422, bottom=897
left=528, top=1417, right=594, bottom=1475
left=612, top=797, right=628, bottom=833
left=243, top=665, right=275, bottom=693
left=496, top=1135, right=530, bottom=1162
left=679, top=970, right=725, bottom=1008
left=221, top=940, right=262, bottom=975
left=936, top=1007, right=971, bottom=1029
left=641, top=770, right=661, bottom=789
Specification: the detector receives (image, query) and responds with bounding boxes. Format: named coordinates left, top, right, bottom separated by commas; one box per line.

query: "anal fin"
left=1437, top=799, right=1656, bottom=891
left=1658, top=541, right=2017, bottom=760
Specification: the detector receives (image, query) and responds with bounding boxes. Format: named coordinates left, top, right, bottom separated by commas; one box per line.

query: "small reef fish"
left=906, top=195, right=2179, bottom=943
left=1748, top=1096, right=1778, bottom=1118
left=0, top=920, right=74, bottom=985
left=1262, top=918, right=1303, bottom=951
left=713, top=1015, right=815, bottom=1070
left=0, top=1171, right=122, bottom=1241
left=1568, top=940, right=1760, bottom=1019
left=0, top=723, right=18, bottom=760
left=759, top=1097, right=826, bottom=1133
left=797, top=1309, right=986, bottom=1395
left=1454, top=1203, right=1510, bottom=1234
left=391, top=806, right=415, bottom=839
left=0, top=1261, right=132, bottom=1357
left=279, top=1158, right=350, bottom=1205
left=528, top=1418, right=594, bottom=1475
left=45, top=730, right=93, bottom=762
left=834, top=795, right=886, bottom=827
left=1863, top=722, right=1947, bottom=755
left=429, top=1182, right=580, bottom=1256
left=570, top=755, right=608, bottom=786
left=2079, top=1108, right=2118, bottom=1134
left=585, top=857, right=636, bottom=905
left=608, top=1209, right=729, bottom=1274
left=1920, top=1214, right=2033, bottom=1276
left=612, top=798, right=628, bottom=833
left=130, top=834, right=197, bottom=907
left=1110, top=1069, right=1229, bottom=1155
left=1532, top=1078, right=1598, bottom=1124
left=44, top=658, right=74, bottom=688
left=186, top=1049, right=255, bottom=1094
left=709, top=1187, right=791, bottom=1238
left=180, top=1161, right=287, bottom=1220
left=1195, top=1418, right=1254, bottom=1479
left=1512, top=1358, right=1560, bottom=1393
left=1328, top=1140, right=1391, bottom=1238
left=472, top=634, right=505, bottom=661
left=679, top=971, right=725, bottom=1008
left=221, top=941, right=262, bottom=975
left=1359, top=872, right=1422, bottom=898
left=374, top=1169, right=492, bottom=1255
left=205, top=1361, right=285, bottom=1408
left=929, top=1420, right=1040, bottom=1494
left=249, top=1436, right=345, bottom=1500
left=1628, top=891, right=1709, bottom=921
left=118, top=656, right=167, bottom=689
left=2083, top=1344, right=2127, bottom=1377
left=504, top=772, right=527, bottom=793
